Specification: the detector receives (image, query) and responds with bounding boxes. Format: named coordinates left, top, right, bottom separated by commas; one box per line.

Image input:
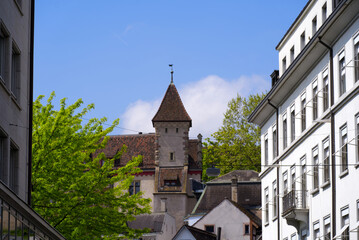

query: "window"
left=313, top=221, right=320, bottom=239
left=322, top=2, right=327, bottom=23
left=0, top=130, right=7, bottom=183
left=283, top=113, right=287, bottom=149
left=313, top=146, right=319, bottom=190
left=354, top=34, right=359, bottom=82
left=301, top=156, right=307, bottom=207
left=129, top=181, right=140, bottom=195
left=283, top=171, right=288, bottom=195
left=290, top=46, right=295, bottom=63
left=339, top=50, right=346, bottom=96
left=312, top=79, right=318, bottom=120
left=265, top=187, right=269, bottom=223
left=273, top=125, right=277, bottom=159
left=244, top=224, right=250, bottom=235
left=323, top=216, right=331, bottom=240
left=176, top=128, right=178, bottom=133
left=323, top=138, right=330, bottom=183
left=291, top=165, right=296, bottom=191
left=340, top=125, right=348, bottom=173
left=264, top=134, right=268, bottom=166
left=164, top=179, right=181, bottom=186
left=356, top=115, right=359, bottom=163
left=291, top=105, right=295, bottom=142
left=0, top=26, right=9, bottom=84
left=312, top=16, right=317, bottom=36
left=340, top=206, right=349, bottom=240
left=11, top=43, right=20, bottom=100
left=301, top=31, right=306, bottom=51
left=9, top=143, right=19, bottom=194
left=301, top=93, right=306, bottom=132
left=291, top=233, right=296, bottom=240
left=323, top=69, right=329, bottom=111
left=170, top=152, right=175, bottom=161
left=282, top=57, right=287, bottom=72
left=301, top=229, right=308, bottom=240
left=272, top=181, right=277, bottom=219
left=205, top=225, right=214, bottom=233
left=165, top=128, right=167, bottom=133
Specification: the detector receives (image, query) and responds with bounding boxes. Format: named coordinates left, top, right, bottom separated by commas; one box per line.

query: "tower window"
left=170, top=152, right=175, bottom=161
left=176, top=128, right=178, bottom=133
left=165, top=128, right=168, bottom=133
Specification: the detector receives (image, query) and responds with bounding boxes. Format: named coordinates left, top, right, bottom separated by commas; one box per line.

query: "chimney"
left=231, top=177, right=238, bottom=203
left=271, top=70, right=279, bottom=87
left=217, top=227, right=221, bottom=240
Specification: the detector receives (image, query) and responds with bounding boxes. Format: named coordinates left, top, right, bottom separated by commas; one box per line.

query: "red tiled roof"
left=98, top=134, right=156, bottom=169
left=152, top=83, right=192, bottom=126
left=97, top=134, right=201, bottom=170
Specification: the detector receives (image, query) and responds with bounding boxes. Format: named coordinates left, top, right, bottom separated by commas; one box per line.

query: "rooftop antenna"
left=169, top=64, right=174, bottom=83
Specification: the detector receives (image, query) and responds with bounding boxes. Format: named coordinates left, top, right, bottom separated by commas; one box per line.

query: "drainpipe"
left=28, top=0, right=35, bottom=206
left=318, top=37, right=336, bottom=237
left=267, top=100, right=280, bottom=240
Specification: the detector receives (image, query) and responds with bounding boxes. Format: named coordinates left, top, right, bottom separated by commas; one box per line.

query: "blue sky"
left=34, top=1, right=308, bottom=139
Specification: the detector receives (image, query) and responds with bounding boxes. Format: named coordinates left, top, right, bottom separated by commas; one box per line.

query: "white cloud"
left=120, top=75, right=269, bottom=139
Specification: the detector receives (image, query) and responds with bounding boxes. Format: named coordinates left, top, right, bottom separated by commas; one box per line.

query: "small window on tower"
left=165, top=128, right=168, bottom=133
left=170, top=152, right=175, bottom=161
left=176, top=128, right=178, bottom=133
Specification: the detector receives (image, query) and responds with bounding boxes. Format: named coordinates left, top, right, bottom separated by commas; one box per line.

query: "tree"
left=32, top=92, right=151, bottom=240
left=202, top=93, right=265, bottom=181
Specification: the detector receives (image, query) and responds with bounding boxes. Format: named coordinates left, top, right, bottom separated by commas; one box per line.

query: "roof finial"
left=169, top=64, right=174, bottom=84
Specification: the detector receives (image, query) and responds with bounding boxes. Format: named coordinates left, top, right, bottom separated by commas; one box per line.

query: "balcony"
left=282, top=190, right=309, bottom=231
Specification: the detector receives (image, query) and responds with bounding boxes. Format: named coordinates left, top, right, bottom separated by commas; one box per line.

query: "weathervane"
left=169, top=64, right=174, bottom=83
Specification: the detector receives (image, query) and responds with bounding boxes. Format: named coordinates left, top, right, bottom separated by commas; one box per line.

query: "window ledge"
left=264, top=221, right=269, bottom=227
left=355, top=162, right=359, bottom=169
left=13, top=0, right=24, bottom=16
left=272, top=216, right=278, bottom=222
left=311, top=188, right=319, bottom=195
left=321, top=181, right=330, bottom=189
left=339, top=169, right=349, bottom=179
left=0, top=78, right=11, bottom=95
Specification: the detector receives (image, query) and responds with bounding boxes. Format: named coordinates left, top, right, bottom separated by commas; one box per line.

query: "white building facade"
left=249, top=0, right=359, bottom=239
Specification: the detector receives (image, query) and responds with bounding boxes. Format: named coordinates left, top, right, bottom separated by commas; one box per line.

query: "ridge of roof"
left=208, top=170, right=260, bottom=183
left=152, top=83, right=192, bottom=126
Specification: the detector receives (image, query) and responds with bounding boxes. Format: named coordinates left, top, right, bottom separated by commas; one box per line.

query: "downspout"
left=28, top=0, right=35, bottom=206
left=267, top=100, right=280, bottom=240
left=318, top=37, right=335, bottom=237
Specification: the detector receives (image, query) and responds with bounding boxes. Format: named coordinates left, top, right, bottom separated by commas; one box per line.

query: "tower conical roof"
left=152, top=83, right=192, bottom=126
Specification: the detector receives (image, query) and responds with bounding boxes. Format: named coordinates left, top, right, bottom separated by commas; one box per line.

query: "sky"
left=34, top=1, right=308, bottom=139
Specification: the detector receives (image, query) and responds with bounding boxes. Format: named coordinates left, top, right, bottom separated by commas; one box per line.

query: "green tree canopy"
left=32, top=92, right=151, bottom=240
left=202, top=93, right=265, bottom=181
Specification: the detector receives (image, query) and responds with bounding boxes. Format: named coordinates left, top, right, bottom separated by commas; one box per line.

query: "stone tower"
left=152, top=82, right=197, bottom=229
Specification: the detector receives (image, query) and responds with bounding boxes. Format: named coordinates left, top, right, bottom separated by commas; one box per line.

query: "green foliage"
left=202, top=93, right=265, bottom=181
left=32, top=92, right=151, bottom=240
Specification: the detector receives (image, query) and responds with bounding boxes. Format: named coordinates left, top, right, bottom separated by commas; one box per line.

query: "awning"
left=333, top=224, right=349, bottom=239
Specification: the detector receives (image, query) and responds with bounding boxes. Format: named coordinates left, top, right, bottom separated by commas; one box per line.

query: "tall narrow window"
left=291, top=165, right=296, bottom=191
left=170, top=152, right=175, bottom=161
left=283, top=113, right=287, bottom=149
left=312, top=146, right=319, bottom=190
left=265, top=188, right=269, bottom=223
left=0, top=27, right=9, bottom=85
left=354, top=34, right=359, bottom=82
left=301, top=93, right=306, bottom=132
left=290, top=46, right=295, bottom=63
left=339, top=51, right=346, bottom=96
left=291, top=105, right=295, bottom=142
left=312, top=16, right=317, bottom=36
left=313, top=221, right=320, bottom=239
left=323, top=216, right=331, bottom=240
left=301, top=156, right=307, bottom=207
left=11, top=44, right=20, bottom=100
left=322, top=2, right=327, bottom=23
left=0, top=131, right=7, bottom=183
left=356, top=115, right=359, bottom=163
left=301, top=31, right=306, bottom=51
left=323, top=69, right=329, bottom=111
left=129, top=181, right=140, bottom=195
left=323, top=138, right=330, bottom=183
left=341, top=206, right=349, bottom=240
left=312, top=79, right=318, bottom=120
left=273, top=125, right=277, bottom=159
left=264, top=134, right=268, bottom=166
left=283, top=171, right=288, bottom=195
left=340, top=125, right=348, bottom=173
left=272, top=181, right=277, bottom=218
left=282, top=57, right=287, bottom=73
left=9, top=143, right=19, bottom=194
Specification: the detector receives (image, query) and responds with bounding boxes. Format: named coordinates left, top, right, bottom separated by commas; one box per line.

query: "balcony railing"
left=282, top=190, right=307, bottom=215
